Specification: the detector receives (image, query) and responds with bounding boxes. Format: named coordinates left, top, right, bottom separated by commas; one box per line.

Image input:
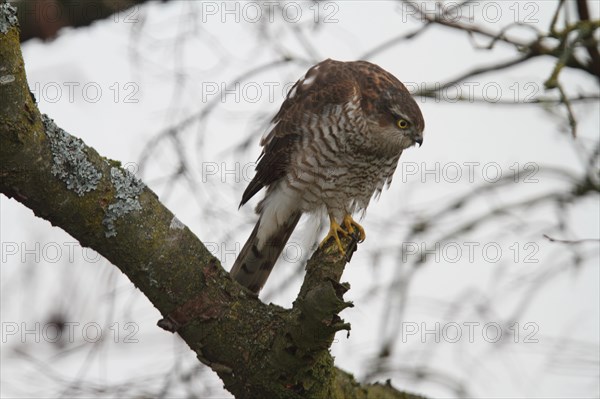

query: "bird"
left=230, top=59, right=425, bottom=294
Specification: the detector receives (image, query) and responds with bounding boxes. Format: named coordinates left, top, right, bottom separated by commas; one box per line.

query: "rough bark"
left=0, top=4, right=425, bottom=398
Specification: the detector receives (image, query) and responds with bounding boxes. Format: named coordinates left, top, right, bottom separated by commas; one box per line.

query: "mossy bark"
left=0, top=5, right=425, bottom=399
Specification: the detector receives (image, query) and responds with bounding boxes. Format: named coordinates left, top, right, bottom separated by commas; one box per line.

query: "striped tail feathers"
left=230, top=212, right=301, bottom=294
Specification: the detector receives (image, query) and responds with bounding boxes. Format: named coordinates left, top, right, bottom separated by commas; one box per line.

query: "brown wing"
left=240, top=131, right=299, bottom=206
left=240, top=59, right=360, bottom=207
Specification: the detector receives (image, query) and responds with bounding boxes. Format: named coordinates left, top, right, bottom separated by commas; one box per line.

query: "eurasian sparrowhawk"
left=230, top=59, right=425, bottom=294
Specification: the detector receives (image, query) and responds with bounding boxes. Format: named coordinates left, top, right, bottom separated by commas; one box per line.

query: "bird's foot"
left=320, top=218, right=348, bottom=255
left=319, top=214, right=366, bottom=256
left=342, top=215, right=366, bottom=243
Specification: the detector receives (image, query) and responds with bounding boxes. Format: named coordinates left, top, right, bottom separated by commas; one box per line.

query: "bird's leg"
left=320, top=215, right=350, bottom=255
left=342, top=214, right=366, bottom=243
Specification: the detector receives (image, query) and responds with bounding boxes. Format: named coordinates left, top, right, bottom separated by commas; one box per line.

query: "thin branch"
left=360, top=23, right=432, bottom=60
left=576, top=0, right=600, bottom=77
left=549, top=0, right=566, bottom=36
left=555, top=81, right=578, bottom=137
left=543, top=234, right=600, bottom=245
left=416, top=54, right=534, bottom=96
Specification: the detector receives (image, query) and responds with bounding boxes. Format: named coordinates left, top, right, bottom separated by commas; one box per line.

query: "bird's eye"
left=397, top=119, right=410, bottom=129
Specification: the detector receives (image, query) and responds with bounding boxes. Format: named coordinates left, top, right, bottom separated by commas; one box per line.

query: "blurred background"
left=1, top=1, right=599, bottom=398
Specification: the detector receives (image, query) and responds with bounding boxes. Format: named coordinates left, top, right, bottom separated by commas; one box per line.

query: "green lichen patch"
left=0, top=2, right=18, bottom=34
left=42, top=114, right=102, bottom=196
left=103, top=167, right=145, bottom=238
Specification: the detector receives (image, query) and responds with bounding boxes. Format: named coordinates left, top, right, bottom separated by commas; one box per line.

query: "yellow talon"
left=342, top=215, right=366, bottom=243
left=319, top=214, right=366, bottom=255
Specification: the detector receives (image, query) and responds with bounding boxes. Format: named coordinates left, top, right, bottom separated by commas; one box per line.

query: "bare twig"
left=555, top=82, right=578, bottom=137
left=543, top=234, right=600, bottom=245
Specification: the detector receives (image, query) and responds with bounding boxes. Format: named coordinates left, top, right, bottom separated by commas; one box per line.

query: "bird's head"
left=353, top=61, right=424, bottom=155
left=385, top=90, right=425, bottom=150
left=365, top=85, right=425, bottom=156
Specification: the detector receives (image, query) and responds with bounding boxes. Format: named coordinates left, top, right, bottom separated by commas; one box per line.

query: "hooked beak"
left=413, top=135, right=423, bottom=147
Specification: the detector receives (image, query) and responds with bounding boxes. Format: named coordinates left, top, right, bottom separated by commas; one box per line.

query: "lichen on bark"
left=0, top=2, right=18, bottom=34
left=42, top=114, right=103, bottom=196
left=103, top=167, right=145, bottom=237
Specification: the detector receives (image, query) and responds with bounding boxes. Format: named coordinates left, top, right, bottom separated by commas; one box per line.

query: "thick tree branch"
left=0, top=5, right=424, bottom=398
left=13, top=0, right=168, bottom=42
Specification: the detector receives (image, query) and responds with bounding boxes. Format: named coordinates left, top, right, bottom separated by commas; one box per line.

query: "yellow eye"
left=397, top=119, right=409, bottom=129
